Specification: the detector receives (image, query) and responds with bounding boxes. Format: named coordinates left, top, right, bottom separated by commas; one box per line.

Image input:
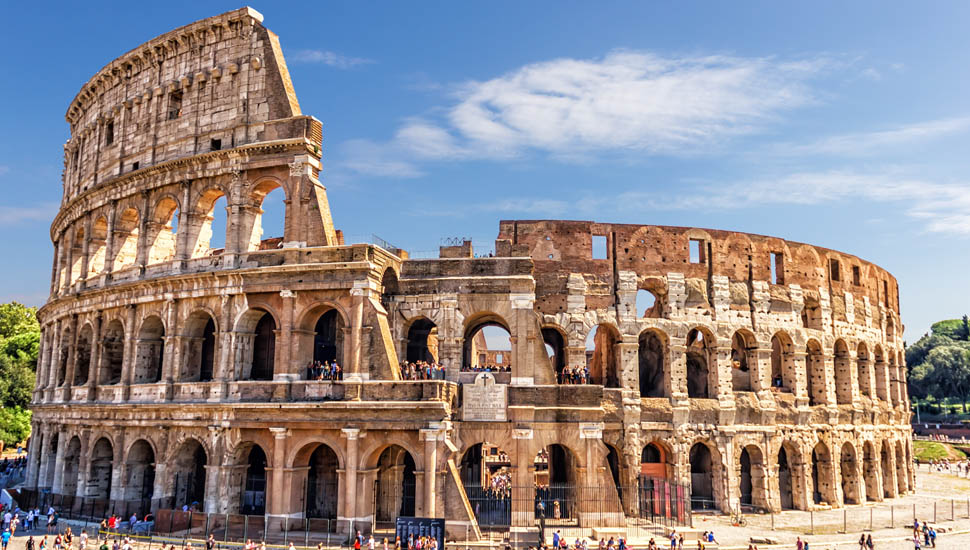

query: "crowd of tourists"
left=401, top=361, right=446, bottom=380
left=461, top=364, right=511, bottom=373
left=913, top=519, right=938, bottom=549
left=0, top=457, right=26, bottom=488
left=542, top=530, right=631, bottom=550
left=305, top=361, right=343, bottom=381
left=916, top=457, right=970, bottom=475
left=557, top=366, right=591, bottom=384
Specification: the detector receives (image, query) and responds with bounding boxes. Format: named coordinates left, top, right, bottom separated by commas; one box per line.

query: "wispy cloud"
left=289, top=49, right=374, bottom=69
left=0, top=203, right=58, bottom=225
left=334, top=50, right=832, bottom=177
left=770, top=116, right=970, bottom=157
left=0, top=165, right=9, bottom=176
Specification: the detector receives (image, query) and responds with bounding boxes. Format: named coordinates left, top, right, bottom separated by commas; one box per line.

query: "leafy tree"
left=0, top=301, right=40, bottom=445
left=0, top=302, right=38, bottom=340
left=925, top=345, right=970, bottom=413
left=0, top=407, right=31, bottom=447
left=960, top=315, right=970, bottom=341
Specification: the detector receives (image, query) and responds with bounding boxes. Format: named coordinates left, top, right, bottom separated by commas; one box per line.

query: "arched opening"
left=61, top=436, right=82, bottom=497
left=99, top=320, right=125, bottom=385
left=862, top=442, right=879, bottom=502
left=181, top=311, right=217, bottom=382
left=88, top=437, right=114, bottom=501
left=802, top=295, right=823, bottom=330
left=459, top=443, right=512, bottom=528
left=74, top=324, right=93, bottom=386
left=406, top=318, right=438, bottom=364
left=189, top=189, right=228, bottom=258
left=639, top=330, right=665, bottom=397
left=806, top=340, right=825, bottom=406
left=463, top=316, right=512, bottom=372
left=880, top=441, right=893, bottom=498
left=606, top=444, right=624, bottom=505
left=689, top=443, right=715, bottom=510
left=639, top=441, right=676, bottom=519
left=889, top=355, right=900, bottom=407
left=55, top=326, right=72, bottom=387
left=739, top=445, right=767, bottom=510
left=857, top=343, right=872, bottom=398
left=313, top=309, right=345, bottom=366
left=243, top=311, right=276, bottom=381
left=636, top=289, right=660, bottom=318
left=241, top=445, right=268, bottom=515
left=770, top=332, right=796, bottom=392
left=731, top=331, right=753, bottom=392
left=839, top=442, right=860, bottom=504
left=172, top=439, right=207, bottom=511
left=376, top=445, right=417, bottom=523
left=874, top=346, right=888, bottom=401
left=834, top=340, right=853, bottom=405
left=894, top=441, right=907, bottom=494
left=124, top=440, right=156, bottom=508
left=380, top=269, right=399, bottom=312
left=305, top=444, right=339, bottom=519
left=778, top=446, right=794, bottom=510
left=811, top=442, right=834, bottom=505
left=245, top=181, right=286, bottom=252
left=147, top=198, right=179, bottom=265
left=45, top=433, right=60, bottom=488
left=112, top=207, right=140, bottom=272
left=534, top=444, right=577, bottom=522
left=586, top=324, right=620, bottom=387
left=87, top=216, right=108, bottom=276
left=133, top=315, right=165, bottom=384
left=686, top=328, right=713, bottom=398
left=542, top=327, right=566, bottom=382
left=640, top=442, right=669, bottom=479
left=69, top=226, right=85, bottom=285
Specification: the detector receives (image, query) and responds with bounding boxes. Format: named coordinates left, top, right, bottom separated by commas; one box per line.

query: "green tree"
left=0, top=301, right=40, bottom=445
left=925, top=345, right=970, bottom=413
left=0, top=302, right=38, bottom=340
left=0, top=407, right=31, bottom=447
left=960, top=315, right=970, bottom=341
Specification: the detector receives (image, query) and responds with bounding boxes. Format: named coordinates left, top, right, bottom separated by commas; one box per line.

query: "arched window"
left=69, top=226, right=85, bottom=285
left=731, top=332, right=753, bottom=392
left=74, top=324, right=93, bottom=386
left=181, top=312, right=217, bottom=382
left=250, top=313, right=276, bottom=381
left=189, top=189, right=227, bottom=258
left=806, top=340, right=825, bottom=406
left=88, top=216, right=108, bottom=277
left=147, top=198, right=179, bottom=265
left=244, top=182, right=286, bottom=252
left=686, top=329, right=713, bottom=398
left=857, top=343, right=872, bottom=398
left=834, top=340, right=852, bottom=405
left=770, top=332, right=796, bottom=392
left=133, top=316, right=164, bottom=384
left=313, top=310, right=344, bottom=365
left=407, top=318, right=438, bottom=363
left=636, top=289, right=660, bottom=318
left=542, top=327, right=566, bottom=381
left=99, top=320, right=125, bottom=385
left=639, top=330, right=665, bottom=397
left=586, top=324, right=620, bottom=387
left=112, top=208, right=140, bottom=271
left=463, top=316, right=512, bottom=373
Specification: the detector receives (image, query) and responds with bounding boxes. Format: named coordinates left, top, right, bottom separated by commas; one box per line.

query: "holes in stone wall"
left=829, top=259, right=841, bottom=282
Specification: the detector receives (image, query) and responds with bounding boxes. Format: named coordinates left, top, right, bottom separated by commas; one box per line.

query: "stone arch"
left=310, top=308, right=346, bottom=368
left=374, top=444, right=418, bottom=522
left=810, top=440, right=836, bottom=505
left=542, top=325, right=567, bottom=381
left=243, top=177, right=289, bottom=252
left=181, top=310, right=218, bottom=382
left=98, top=318, right=125, bottom=385
left=587, top=322, right=622, bottom=387
left=463, top=312, right=512, bottom=372
left=856, top=343, right=872, bottom=398
left=880, top=440, right=894, bottom=498
left=686, top=326, right=716, bottom=398
left=535, top=443, right=580, bottom=521
left=458, top=441, right=513, bottom=527
left=88, top=436, right=114, bottom=500
left=291, top=441, right=341, bottom=520
left=124, top=439, right=156, bottom=505
left=226, top=442, right=269, bottom=515
left=112, top=207, right=140, bottom=272
left=639, top=328, right=667, bottom=397
left=770, top=331, right=797, bottom=392
left=87, top=215, right=108, bottom=276
left=380, top=267, right=399, bottom=311
left=69, top=225, right=85, bottom=285
left=806, top=339, right=825, bottom=406
left=874, top=345, right=888, bottom=401
left=147, top=196, right=180, bottom=265
left=406, top=316, right=439, bottom=364
left=738, top=443, right=768, bottom=511
left=74, top=322, right=94, bottom=386
left=234, top=308, right=278, bottom=381
left=640, top=440, right=674, bottom=480
left=834, top=339, right=853, bottom=405
left=731, top=330, right=755, bottom=392
left=55, top=323, right=73, bottom=387
left=862, top=440, right=879, bottom=502
left=187, top=185, right=229, bottom=258
left=839, top=441, right=861, bottom=505
left=170, top=437, right=208, bottom=511
left=61, top=435, right=82, bottom=497
left=133, top=315, right=165, bottom=384
left=776, top=442, right=800, bottom=510
left=688, top=440, right=721, bottom=510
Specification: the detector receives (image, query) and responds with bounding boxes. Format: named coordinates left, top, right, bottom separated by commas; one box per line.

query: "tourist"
left=866, top=535, right=873, bottom=550
left=383, top=537, right=390, bottom=550
left=796, top=537, right=803, bottom=550
left=929, top=527, right=936, bottom=548
left=369, top=534, right=376, bottom=550
left=2, top=528, right=11, bottom=550
left=859, top=534, right=866, bottom=550
left=206, top=535, right=215, bottom=550
left=28, top=536, right=36, bottom=550
left=80, top=530, right=88, bottom=550
left=288, top=543, right=296, bottom=550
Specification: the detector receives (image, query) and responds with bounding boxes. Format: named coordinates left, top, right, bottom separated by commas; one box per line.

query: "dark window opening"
left=830, top=259, right=841, bottom=282
left=168, top=91, right=183, bottom=120
left=771, top=252, right=784, bottom=285
left=131, top=161, right=140, bottom=171
left=592, top=235, right=608, bottom=260
left=852, top=266, right=861, bottom=286
left=689, top=239, right=706, bottom=264
left=105, top=121, right=114, bottom=146
left=883, top=280, right=890, bottom=306
left=210, top=138, right=222, bottom=151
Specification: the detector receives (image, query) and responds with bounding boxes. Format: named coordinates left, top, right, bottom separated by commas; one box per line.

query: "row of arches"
left=54, top=178, right=285, bottom=291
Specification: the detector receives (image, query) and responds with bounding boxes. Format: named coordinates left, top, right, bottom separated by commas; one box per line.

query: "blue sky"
left=1, top=1, right=969, bottom=340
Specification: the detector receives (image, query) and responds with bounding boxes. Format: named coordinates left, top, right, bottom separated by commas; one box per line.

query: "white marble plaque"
left=462, top=372, right=508, bottom=422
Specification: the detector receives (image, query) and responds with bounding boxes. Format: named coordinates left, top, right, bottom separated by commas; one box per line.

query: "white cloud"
left=0, top=203, right=58, bottom=225
left=289, top=49, right=373, bottom=69
left=771, top=116, right=970, bottom=157
left=613, top=170, right=970, bottom=235
left=337, top=139, right=424, bottom=178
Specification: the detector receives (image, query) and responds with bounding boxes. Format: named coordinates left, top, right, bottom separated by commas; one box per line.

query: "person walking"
left=866, top=535, right=873, bottom=550
left=796, top=537, right=804, bottom=550
left=2, top=528, right=12, bottom=550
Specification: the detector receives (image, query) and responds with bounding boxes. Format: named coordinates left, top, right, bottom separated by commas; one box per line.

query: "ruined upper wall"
left=497, top=220, right=901, bottom=319
left=61, top=7, right=302, bottom=203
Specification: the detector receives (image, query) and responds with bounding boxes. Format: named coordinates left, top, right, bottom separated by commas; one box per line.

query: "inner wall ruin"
left=27, top=7, right=914, bottom=537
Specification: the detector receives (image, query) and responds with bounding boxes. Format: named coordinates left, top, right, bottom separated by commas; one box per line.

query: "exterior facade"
left=27, top=7, right=914, bottom=538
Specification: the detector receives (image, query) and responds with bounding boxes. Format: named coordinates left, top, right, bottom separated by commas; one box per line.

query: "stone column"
left=80, top=214, right=92, bottom=285
left=713, top=344, right=735, bottom=407
left=50, top=240, right=61, bottom=295
left=103, top=203, right=117, bottom=278
left=74, top=432, right=92, bottom=498
left=510, top=293, right=536, bottom=385
left=110, top=429, right=126, bottom=505
left=511, top=428, right=534, bottom=527
left=33, top=328, right=48, bottom=403
left=135, top=191, right=151, bottom=270
left=668, top=343, right=688, bottom=404
left=50, top=428, right=69, bottom=494
left=63, top=315, right=80, bottom=400
left=47, top=319, right=63, bottom=401
left=267, top=427, right=290, bottom=517
left=121, top=305, right=137, bottom=401
left=792, top=350, right=809, bottom=407
left=211, top=294, right=235, bottom=400
left=204, top=426, right=227, bottom=513
left=25, top=425, right=43, bottom=488
left=274, top=290, right=297, bottom=399
left=421, top=428, right=439, bottom=517
left=347, top=282, right=369, bottom=381
left=87, top=314, right=101, bottom=400
left=175, top=180, right=192, bottom=263
left=340, top=428, right=362, bottom=532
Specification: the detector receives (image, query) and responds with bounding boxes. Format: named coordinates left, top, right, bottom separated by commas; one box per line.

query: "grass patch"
left=914, top=440, right=966, bottom=461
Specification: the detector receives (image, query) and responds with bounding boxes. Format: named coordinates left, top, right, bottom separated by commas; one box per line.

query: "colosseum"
left=25, top=6, right=914, bottom=541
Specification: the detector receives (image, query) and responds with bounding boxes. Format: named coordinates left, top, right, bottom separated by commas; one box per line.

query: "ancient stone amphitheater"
left=26, top=7, right=914, bottom=539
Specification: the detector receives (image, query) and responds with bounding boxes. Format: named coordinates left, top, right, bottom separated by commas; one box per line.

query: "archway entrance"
left=881, top=441, right=894, bottom=498
left=75, top=325, right=93, bottom=386
left=840, top=443, right=860, bottom=505
left=88, top=437, right=114, bottom=501
left=738, top=446, right=767, bottom=510
left=124, top=440, right=155, bottom=512
left=251, top=314, right=276, bottom=380
left=463, top=317, right=512, bottom=372
left=740, top=449, right=753, bottom=506
left=61, top=436, right=82, bottom=497
left=134, top=316, right=165, bottom=384
left=172, top=439, right=207, bottom=511
left=731, top=332, right=753, bottom=392
left=407, top=319, right=438, bottom=363
left=375, top=446, right=417, bottom=525
left=587, top=324, right=620, bottom=387
left=689, top=443, right=714, bottom=510
left=686, top=329, right=712, bottom=398
left=811, top=442, right=834, bottom=505
left=535, top=444, right=576, bottom=523
left=459, top=443, right=512, bottom=528
left=241, top=445, right=267, bottom=515
left=313, top=310, right=344, bottom=365
left=863, top=442, right=879, bottom=502
left=639, top=330, right=665, bottom=397
left=305, top=444, right=339, bottom=519
left=542, top=328, right=566, bottom=382
left=778, top=447, right=794, bottom=510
